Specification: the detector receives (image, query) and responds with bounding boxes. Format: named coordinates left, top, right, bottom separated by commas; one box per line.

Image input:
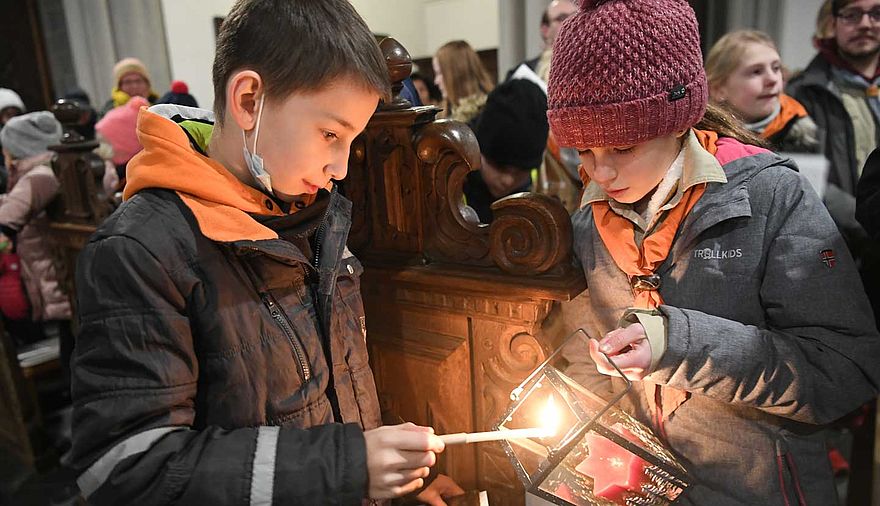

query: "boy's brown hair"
left=212, top=0, right=391, bottom=123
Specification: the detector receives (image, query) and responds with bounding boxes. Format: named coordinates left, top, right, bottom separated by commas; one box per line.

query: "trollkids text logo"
left=693, top=246, right=743, bottom=260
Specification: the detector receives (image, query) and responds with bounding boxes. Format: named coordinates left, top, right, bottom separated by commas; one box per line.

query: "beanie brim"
left=548, top=76, right=707, bottom=148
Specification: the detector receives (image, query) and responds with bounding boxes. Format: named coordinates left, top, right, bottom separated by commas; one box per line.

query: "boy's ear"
left=227, top=70, right=263, bottom=132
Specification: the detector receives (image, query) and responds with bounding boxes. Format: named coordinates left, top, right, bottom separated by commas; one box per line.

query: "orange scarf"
left=589, top=129, right=717, bottom=309
left=761, top=94, right=808, bottom=141
left=587, top=129, right=719, bottom=435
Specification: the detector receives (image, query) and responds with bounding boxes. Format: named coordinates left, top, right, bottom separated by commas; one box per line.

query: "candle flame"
left=540, top=396, right=560, bottom=437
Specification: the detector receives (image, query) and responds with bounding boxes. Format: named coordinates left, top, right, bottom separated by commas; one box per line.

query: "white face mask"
left=242, top=94, right=273, bottom=193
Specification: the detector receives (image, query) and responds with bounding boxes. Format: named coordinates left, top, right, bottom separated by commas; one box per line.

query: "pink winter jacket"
left=0, top=152, right=71, bottom=321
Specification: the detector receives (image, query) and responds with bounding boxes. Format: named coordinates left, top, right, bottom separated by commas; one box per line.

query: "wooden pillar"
left=350, top=38, right=585, bottom=504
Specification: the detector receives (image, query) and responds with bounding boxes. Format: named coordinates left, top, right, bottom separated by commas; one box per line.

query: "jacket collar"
left=666, top=152, right=795, bottom=266
left=798, top=52, right=839, bottom=90
left=229, top=186, right=353, bottom=296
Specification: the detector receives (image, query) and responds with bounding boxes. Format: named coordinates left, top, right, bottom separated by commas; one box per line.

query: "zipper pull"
left=261, top=293, right=279, bottom=315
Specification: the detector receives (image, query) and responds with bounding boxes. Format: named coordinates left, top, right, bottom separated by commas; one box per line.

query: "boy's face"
left=480, top=154, right=532, bottom=200
left=255, top=81, right=379, bottom=197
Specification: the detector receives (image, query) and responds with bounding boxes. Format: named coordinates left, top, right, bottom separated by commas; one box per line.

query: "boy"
left=70, top=0, right=446, bottom=504
left=464, top=79, right=548, bottom=222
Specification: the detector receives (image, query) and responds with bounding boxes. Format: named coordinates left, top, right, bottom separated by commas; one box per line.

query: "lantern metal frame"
left=494, top=329, right=691, bottom=506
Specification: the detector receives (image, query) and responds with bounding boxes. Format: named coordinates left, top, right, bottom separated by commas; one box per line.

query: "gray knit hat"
left=0, top=111, right=62, bottom=159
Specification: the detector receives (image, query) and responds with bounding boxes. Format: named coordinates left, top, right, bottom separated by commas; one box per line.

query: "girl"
left=432, top=40, right=495, bottom=124
left=706, top=30, right=821, bottom=153
left=547, top=0, right=880, bottom=504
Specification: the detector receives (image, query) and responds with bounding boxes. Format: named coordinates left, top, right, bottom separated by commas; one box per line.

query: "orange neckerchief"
left=589, top=130, right=717, bottom=309
left=588, top=129, right=719, bottom=436
left=761, top=94, right=808, bottom=141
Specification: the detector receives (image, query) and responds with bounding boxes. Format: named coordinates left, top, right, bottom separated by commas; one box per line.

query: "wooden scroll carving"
left=352, top=38, right=577, bottom=278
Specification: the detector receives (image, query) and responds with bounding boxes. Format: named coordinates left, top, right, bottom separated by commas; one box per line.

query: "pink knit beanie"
left=547, top=0, right=707, bottom=148
left=95, top=96, right=149, bottom=165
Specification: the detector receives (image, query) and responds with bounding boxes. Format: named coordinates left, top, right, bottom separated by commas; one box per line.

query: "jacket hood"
left=10, top=152, right=54, bottom=191
left=123, top=104, right=316, bottom=243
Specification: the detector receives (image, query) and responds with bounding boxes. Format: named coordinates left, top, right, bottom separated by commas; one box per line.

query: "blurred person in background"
left=432, top=40, right=495, bottom=124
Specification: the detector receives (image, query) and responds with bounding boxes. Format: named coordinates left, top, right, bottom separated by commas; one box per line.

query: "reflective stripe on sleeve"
left=249, top=426, right=280, bottom=506
left=77, top=426, right=187, bottom=498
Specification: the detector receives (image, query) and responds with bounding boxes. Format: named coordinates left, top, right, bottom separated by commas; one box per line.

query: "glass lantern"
left=494, top=329, right=690, bottom=506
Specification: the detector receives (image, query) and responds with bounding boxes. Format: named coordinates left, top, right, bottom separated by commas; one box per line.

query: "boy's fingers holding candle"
left=391, top=478, right=425, bottom=497
left=385, top=466, right=431, bottom=487
left=399, top=422, right=435, bottom=433
left=365, top=424, right=443, bottom=499
left=399, top=448, right=437, bottom=468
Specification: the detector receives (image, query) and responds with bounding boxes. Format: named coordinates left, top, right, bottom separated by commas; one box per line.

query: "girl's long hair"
left=434, top=40, right=494, bottom=114
left=696, top=102, right=770, bottom=148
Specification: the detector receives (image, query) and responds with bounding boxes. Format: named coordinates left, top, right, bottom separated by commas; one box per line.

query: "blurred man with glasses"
left=789, top=7, right=880, bottom=500
left=789, top=0, right=880, bottom=273
left=504, top=0, right=577, bottom=82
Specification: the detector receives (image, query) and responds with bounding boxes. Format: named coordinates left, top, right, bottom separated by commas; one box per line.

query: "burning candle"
left=439, top=426, right=554, bottom=445
left=541, top=396, right=560, bottom=437
left=441, top=395, right=562, bottom=445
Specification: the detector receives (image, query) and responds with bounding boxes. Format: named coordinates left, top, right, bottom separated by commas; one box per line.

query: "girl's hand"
left=589, top=323, right=652, bottom=380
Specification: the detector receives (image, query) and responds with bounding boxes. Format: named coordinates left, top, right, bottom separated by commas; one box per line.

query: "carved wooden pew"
left=349, top=38, right=585, bottom=504
left=47, top=99, right=116, bottom=311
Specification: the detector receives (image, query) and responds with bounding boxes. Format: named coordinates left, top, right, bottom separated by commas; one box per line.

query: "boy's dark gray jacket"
left=70, top=106, right=381, bottom=505
left=565, top=147, right=880, bottom=505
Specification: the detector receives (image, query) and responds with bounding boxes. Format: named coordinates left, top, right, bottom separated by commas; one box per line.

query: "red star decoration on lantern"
left=574, top=425, right=648, bottom=502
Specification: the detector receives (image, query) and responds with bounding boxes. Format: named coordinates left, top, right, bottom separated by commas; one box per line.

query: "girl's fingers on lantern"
left=591, top=339, right=650, bottom=377
left=599, top=324, right=646, bottom=354
left=589, top=339, right=622, bottom=376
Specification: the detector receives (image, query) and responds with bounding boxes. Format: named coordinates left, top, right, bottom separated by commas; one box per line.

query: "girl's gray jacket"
left=566, top=150, right=880, bottom=505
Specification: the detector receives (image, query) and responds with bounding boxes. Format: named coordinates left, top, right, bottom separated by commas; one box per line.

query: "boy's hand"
left=589, top=323, right=652, bottom=380
left=365, top=422, right=445, bottom=499
left=415, top=473, right=466, bottom=506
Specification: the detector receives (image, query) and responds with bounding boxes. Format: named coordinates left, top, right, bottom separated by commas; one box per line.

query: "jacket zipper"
left=313, top=221, right=325, bottom=271
left=261, top=292, right=311, bottom=382
left=312, top=184, right=336, bottom=273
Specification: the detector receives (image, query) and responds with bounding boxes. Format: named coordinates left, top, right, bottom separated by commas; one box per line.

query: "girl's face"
left=578, top=133, right=684, bottom=204
left=432, top=57, right=447, bottom=99
left=713, top=42, right=783, bottom=123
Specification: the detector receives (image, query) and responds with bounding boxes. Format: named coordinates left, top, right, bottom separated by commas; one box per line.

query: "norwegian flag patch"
left=820, top=249, right=836, bottom=269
